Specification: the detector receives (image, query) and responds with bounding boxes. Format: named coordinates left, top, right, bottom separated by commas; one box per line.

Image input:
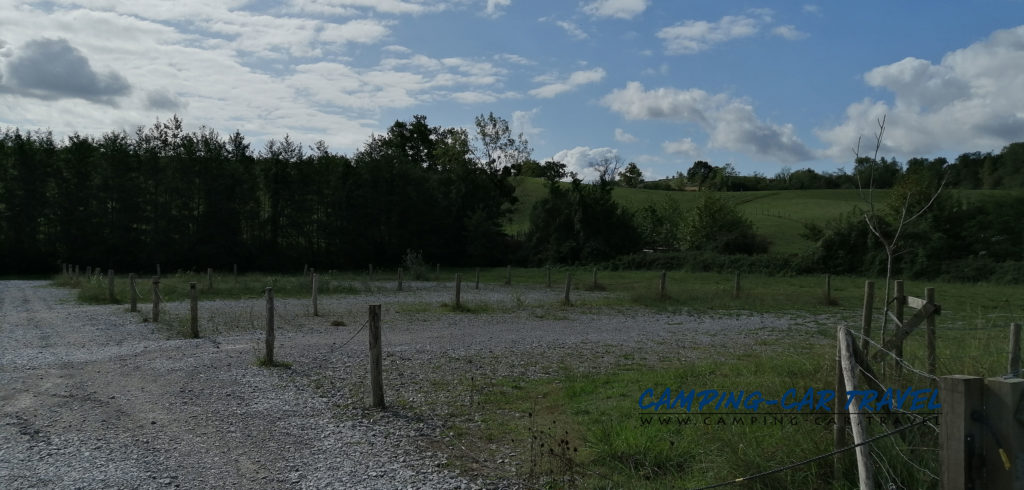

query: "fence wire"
left=842, top=327, right=942, bottom=488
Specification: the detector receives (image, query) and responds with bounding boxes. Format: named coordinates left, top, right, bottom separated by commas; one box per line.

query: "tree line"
left=2, top=112, right=1022, bottom=281
left=0, top=115, right=519, bottom=274
left=629, top=144, right=1024, bottom=192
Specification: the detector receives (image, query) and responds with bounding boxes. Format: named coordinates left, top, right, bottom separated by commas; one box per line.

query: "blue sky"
left=1, top=1, right=1022, bottom=180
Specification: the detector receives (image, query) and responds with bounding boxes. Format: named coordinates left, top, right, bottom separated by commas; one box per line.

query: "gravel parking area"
left=0, top=280, right=822, bottom=488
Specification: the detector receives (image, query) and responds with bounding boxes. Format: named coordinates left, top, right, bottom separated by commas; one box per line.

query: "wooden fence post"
left=189, top=282, right=199, bottom=338
left=454, top=273, right=462, bottom=308
left=939, top=375, right=985, bottom=489
left=303, top=264, right=308, bottom=277
left=309, top=268, right=315, bottom=288
left=1010, top=323, right=1022, bottom=377
left=926, top=287, right=937, bottom=378
left=368, top=304, right=384, bottom=410
left=475, top=267, right=480, bottom=290
left=397, top=268, right=403, bottom=291
left=563, top=273, right=572, bottom=306
left=312, top=272, right=319, bottom=317
left=156, top=263, right=161, bottom=277
left=505, top=265, right=511, bottom=285
left=838, top=326, right=875, bottom=490
left=265, top=287, right=275, bottom=365
left=592, top=267, right=598, bottom=289
left=107, top=269, right=115, bottom=303
left=436, top=263, right=440, bottom=278
left=369, top=263, right=374, bottom=282
left=733, top=272, right=741, bottom=299
left=546, top=266, right=551, bottom=288
left=233, top=263, right=238, bottom=283
left=983, top=377, right=1024, bottom=489
left=207, top=268, right=213, bottom=290
left=893, top=280, right=905, bottom=359
left=152, top=277, right=161, bottom=322
left=659, top=268, right=667, bottom=298
left=129, top=273, right=138, bottom=312
left=834, top=328, right=850, bottom=482
left=860, top=281, right=875, bottom=355
left=825, top=273, right=832, bottom=305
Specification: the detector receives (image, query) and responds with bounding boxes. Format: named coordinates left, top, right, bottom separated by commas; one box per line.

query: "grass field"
left=506, top=177, right=881, bottom=254
left=507, top=178, right=1024, bottom=256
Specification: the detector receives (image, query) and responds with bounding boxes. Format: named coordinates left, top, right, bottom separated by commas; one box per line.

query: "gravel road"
left=0, top=280, right=823, bottom=488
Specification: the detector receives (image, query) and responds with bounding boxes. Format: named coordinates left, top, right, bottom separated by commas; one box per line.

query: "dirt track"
left=0, top=280, right=819, bottom=488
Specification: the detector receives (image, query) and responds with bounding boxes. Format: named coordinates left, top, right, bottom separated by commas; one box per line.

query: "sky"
left=1, top=0, right=1023, bottom=181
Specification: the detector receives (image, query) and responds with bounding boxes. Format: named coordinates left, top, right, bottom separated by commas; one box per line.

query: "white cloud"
left=529, top=67, right=606, bottom=98
left=656, top=9, right=784, bottom=54
left=772, top=25, right=807, bottom=40
left=601, top=81, right=814, bottom=163
left=513, top=108, right=542, bottom=137
left=657, top=14, right=761, bottom=54
left=484, top=0, right=511, bottom=18
left=0, top=3, right=519, bottom=154
left=288, top=0, right=440, bottom=15
left=318, top=19, right=392, bottom=45
left=614, top=128, right=636, bottom=142
left=802, top=4, right=821, bottom=14
left=549, top=146, right=621, bottom=181
left=662, top=138, right=697, bottom=157
left=451, top=91, right=497, bottom=104
left=494, top=53, right=533, bottom=65
left=817, top=25, right=1024, bottom=159
left=582, top=0, right=649, bottom=19
left=556, top=21, right=588, bottom=40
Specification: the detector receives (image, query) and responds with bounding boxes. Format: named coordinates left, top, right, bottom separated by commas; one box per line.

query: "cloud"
left=582, top=0, right=649, bottom=19
left=0, top=38, right=131, bottom=104
left=513, top=108, right=542, bottom=138
left=817, top=25, right=1024, bottom=159
left=494, top=53, right=533, bottom=65
left=484, top=0, right=511, bottom=18
left=662, top=138, right=697, bottom=157
left=549, top=146, right=621, bottom=181
left=289, top=53, right=511, bottom=110
left=657, top=9, right=781, bottom=54
left=318, top=19, right=392, bottom=45
left=802, top=4, right=821, bottom=14
left=772, top=25, right=808, bottom=40
left=449, top=91, right=495, bottom=104
left=602, top=81, right=814, bottom=163
left=655, top=9, right=806, bottom=54
left=287, top=0, right=440, bottom=15
left=529, top=67, right=606, bottom=98
left=145, top=89, right=187, bottom=111
left=614, top=128, right=636, bottom=142
left=556, top=21, right=589, bottom=40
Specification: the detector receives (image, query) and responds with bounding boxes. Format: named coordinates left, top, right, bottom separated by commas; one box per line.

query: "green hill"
left=505, top=177, right=882, bottom=254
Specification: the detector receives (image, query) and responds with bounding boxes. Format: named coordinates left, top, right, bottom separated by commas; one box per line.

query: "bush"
left=402, top=249, right=429, bottom=280
left=681, top=194, right=770, bottom=255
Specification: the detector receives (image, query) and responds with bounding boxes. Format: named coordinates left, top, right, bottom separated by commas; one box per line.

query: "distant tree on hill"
left=526, top=176, right=640, bottom=264
left=687, top=160, right=714, bottom=190
left=619, top=162, right=644, bottom=188
left=680, top=194, right=768, bottom=254
left=473, top=112, right=531, bottom=173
